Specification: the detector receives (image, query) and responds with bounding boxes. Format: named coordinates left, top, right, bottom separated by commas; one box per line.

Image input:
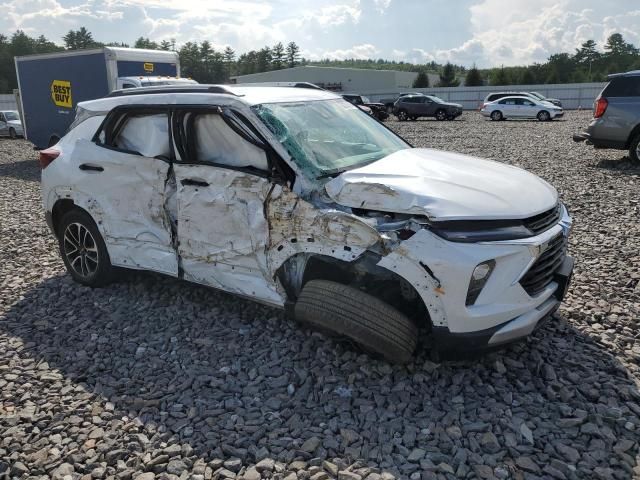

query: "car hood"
left=7, top=120, right=22, bottom=128
left=324, top=148, right=558, bottom=221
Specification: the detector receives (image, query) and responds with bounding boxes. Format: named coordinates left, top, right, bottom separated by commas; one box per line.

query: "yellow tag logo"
left=51, top=80, right=72, bottom=108
left=143, top=62, right=154, bottom=72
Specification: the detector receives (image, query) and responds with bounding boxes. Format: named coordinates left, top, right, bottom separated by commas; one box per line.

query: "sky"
left=2, top=0, right=640, bottom=67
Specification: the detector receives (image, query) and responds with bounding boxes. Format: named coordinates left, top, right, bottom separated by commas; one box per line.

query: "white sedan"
left=480, top=96, right=564, bottom=121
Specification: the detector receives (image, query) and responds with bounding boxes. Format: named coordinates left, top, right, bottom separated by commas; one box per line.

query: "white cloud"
left=310, top=43, right=380, bottom=60
left=434, top=0, right=640, bottom=67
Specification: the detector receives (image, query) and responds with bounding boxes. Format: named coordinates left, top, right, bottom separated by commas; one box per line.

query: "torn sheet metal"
left=324, top=148, right=558, bottom=221
left=173, top=164, right=283, bottom=306
left=194, top=114, right=269, bottom=170
left=69, top=139, right=178, bottom=275
left=117, top=114, right=171, bottom=158
left=266, top=184, right=382, bottom=273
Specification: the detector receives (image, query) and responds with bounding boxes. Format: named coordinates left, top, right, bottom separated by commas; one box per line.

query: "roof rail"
left=107, top=85, right=237, bottom=98
left=608, top=70, right=640, bottom=79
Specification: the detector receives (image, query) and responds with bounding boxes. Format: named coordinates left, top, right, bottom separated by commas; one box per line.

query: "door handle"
left=181, top=178, right=209, bottom=187
left=79, top=164, right=103, bottom=172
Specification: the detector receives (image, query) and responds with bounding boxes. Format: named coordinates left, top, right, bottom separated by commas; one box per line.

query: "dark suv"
left=574, top=70, right=640, bottom=162
left=394, top=94, right=463, bottom=121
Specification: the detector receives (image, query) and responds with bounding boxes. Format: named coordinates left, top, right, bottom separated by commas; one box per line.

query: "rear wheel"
left=295, top=280, right=418, bottom=364
left=490, top=110, right=503, bottom=121
left=409, top=115, right=418, bottom=121
left=435, top=109, right=447, bottom=121
left=630, top=133, right=640, bottom=163
left=9, top=128, right=16, bottom=139
left=58, top=209, right=113, bottom=287
left=397, top=110, right=408, bottom=121
left=537, top=110, right=551, bottom=121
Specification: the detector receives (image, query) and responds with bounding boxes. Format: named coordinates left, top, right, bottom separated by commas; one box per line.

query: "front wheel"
left=58, top=209, right=113, bottom=287
left=490, top=110, right=503, bottom=121
left=435, top=109, right=447, bottom=121
left=397, top=110, right=408, bottom=121
left=629, top=133, right=640, bottom=163
left=295, top=280, right=418, bottom=364
left=9, top=128, right=16, bottom=139
left=537, top=110, right=551, bottom=122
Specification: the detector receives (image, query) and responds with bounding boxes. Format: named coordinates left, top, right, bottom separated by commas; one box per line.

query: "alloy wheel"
left=63, top=222, right=99, bottom=278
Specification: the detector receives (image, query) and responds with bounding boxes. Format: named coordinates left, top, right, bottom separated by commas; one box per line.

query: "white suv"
left=40, top=85, right=573, bottom=363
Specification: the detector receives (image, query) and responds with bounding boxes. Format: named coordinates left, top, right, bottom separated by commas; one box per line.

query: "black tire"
left=537, top=110, right=550, bottom=122
left=396, top=110, right=408, bottom=121
left=295, top=280, right=418, bottom=364
left=58, top=209, right=113, bottom=287
left=630, top=133, right=640, bottom=163
left=435, top=109, right=447, bottom=121
left=9, top=128, right=16, bottom=139
left=490, top=110, right=503, bottom=121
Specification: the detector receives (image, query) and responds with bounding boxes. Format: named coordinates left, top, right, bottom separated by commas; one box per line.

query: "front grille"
left=520, top=233, right=567, bottom=296
left=523, top=204, right=561, bottom=235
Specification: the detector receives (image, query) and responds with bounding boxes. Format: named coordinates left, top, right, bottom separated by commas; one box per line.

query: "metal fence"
left=360, top=82, right=607, bottom=110
left=0, top=94, right=18, bottom=111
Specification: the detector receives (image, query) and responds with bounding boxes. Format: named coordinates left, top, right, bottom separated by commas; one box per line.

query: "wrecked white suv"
left=40, top=85, right=573, bottom=363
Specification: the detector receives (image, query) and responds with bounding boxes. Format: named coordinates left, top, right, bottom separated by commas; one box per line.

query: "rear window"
left=603, top=77, right=640, bottom=97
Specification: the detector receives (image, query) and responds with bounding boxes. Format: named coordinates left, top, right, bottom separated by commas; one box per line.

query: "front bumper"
left=377, top=204, right=573, bottom=350
left=432, top=255, right=573, bottom=351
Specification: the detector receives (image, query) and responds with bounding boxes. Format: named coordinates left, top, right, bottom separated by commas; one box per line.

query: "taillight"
left=594, top=97, right=608, bottom=118
left=39, top=148, right=60, bottom=169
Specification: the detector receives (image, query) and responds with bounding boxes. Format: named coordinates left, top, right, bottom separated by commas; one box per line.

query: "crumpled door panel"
left=70, top=139, right=178, bottom=275
left=173, top=164, right=282, bottom=305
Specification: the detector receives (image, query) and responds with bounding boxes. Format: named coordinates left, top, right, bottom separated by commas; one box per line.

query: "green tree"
left=256, top=47, right=272, bottom=72
left=464, top=65, right=483, bottom=86
left=271, top=42, right=285, bottom=70
left=63, top=27, right=100, bottom=50
left=412, top=71, right=430, bottom=88
left=223, top=46, right=235, bottom=79
left=159, top=40, right=172, bottom=51
left=438, top=62, right=459, bottom=87
left=286, top=41, right=300, bottom=68
left=490, top=67, right=510, bottom=86
left=134, top=37, right=158, bottom=49
left=519, top=68, right=536, bottom=85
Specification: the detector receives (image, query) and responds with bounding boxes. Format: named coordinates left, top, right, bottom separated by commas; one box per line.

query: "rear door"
left=72, top=106, right=178, bottom=275
left=0, top=113, right=7, bottom=136
left=498, top=98, right=517, bottom=117
left=171, top=108, right=283, bottom=305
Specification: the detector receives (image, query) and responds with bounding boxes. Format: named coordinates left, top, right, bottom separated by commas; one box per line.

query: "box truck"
left=15, top=47, right=197, bottom=149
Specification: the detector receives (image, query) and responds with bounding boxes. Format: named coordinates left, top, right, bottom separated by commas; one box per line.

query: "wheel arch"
left=625, top=122, right=640, bottom=148
left=277, top=252, right=431, bottom=329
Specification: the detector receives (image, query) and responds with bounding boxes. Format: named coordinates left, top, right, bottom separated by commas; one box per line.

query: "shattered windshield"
left=252, top=99, right=409, bottom=178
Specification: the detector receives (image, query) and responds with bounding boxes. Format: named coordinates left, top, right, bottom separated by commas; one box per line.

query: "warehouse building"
left=230, top=66, right=436, bottom=93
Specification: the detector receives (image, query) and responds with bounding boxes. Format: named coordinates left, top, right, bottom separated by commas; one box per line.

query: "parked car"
left=480, top=96, right=564, bottom=121
left=394, top=94, right=463, bottom=121
left=528, top=91, right=562, bottom=108
left=0, top=110, right=24, bottom=138
left=482, top=92, right=559, bottom=108
left=342, top=94, right=389, bottom=121
left=380, top=92, right=423, bottom=112
left=573, top=70, right=640, bottom=163
left=40, top=84, right=573, bottom=363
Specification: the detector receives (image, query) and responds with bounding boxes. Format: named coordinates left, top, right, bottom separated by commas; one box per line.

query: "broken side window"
left=186, top=113, right=269, bottom=172
left=96, top=109, right=171, bottom=159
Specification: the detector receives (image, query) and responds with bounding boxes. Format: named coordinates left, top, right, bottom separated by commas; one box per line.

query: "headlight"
left=466, top=260, right=496, bottom=305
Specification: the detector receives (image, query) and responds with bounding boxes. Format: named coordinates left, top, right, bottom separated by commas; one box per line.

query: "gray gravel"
left=1, top=111, right=639, bottom=480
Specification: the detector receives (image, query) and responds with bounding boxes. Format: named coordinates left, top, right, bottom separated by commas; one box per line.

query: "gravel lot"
left=1, top=111, right=639, bottom=480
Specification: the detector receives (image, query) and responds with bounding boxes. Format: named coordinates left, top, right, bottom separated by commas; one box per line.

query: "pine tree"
left=271, top=42, right=285, bottom=70
left=491, top=67, right=510, bottom=86
left=223, top=46, right=235, bottom=79
left=286, top=42, right=300, bottom=68
left=412, top=71, right=430, bottom=88
left=464, top=65, right=483, bottom=86
left=63, top=27, right=99, bottom=50
left=438, top=62, right=459, bottom=87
